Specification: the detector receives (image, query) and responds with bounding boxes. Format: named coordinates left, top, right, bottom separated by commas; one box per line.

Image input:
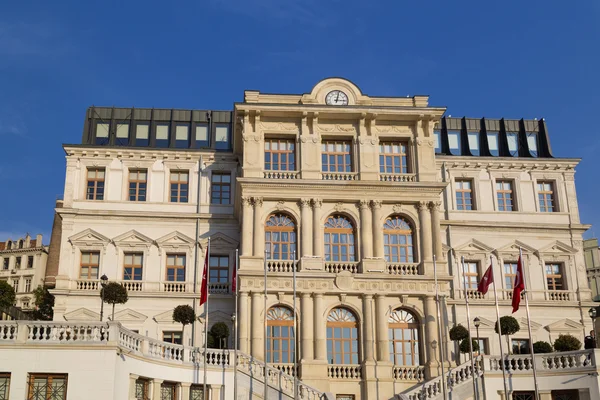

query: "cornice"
left=0, top=247, right=48, bottom=255
left=63, top=145, right=238, bottom=163
left=57, top=208, right=239, bottom=222
left=437, top=156, right=580, bottom=171
left=442, top=220, right=591, bottom=233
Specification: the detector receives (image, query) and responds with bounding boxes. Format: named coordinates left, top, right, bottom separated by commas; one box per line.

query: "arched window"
left=6, top=241, right=11, bottom=250
left=383, top=216, right=414, bottom=263
left=389, top=309, right=420, bottom=366
left=266, top=306, right=295, bottom=363
left=18, top=240, right=24, bottom=249
left=324, top=215, right=356, bottom=262
left=327, top=307, right=359, bottom=364
left=265, top=214, right=297, bottom=260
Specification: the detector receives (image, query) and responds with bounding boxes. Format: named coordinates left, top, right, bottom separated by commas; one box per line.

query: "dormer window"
left=433, top=129, right=441, bottom=154
left=467, top=132, right=480, bottom=156
left=115, top=123, right=129, bottom=146
left=156, top=123, right=170, bottom=148
left=507, top=132, right=519, bottom=156
left=487, top=131, right=499, bottom=156
left=95, top=122, right=110, bottom=145
left=448, top=130, right=461, bottom=155
left=527, top=132, right=538, bottom=157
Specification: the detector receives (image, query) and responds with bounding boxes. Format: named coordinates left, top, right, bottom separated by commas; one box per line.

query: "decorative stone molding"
left=334, top=202, right=345, bottom=212
left=358, top=200, right=370, bottom=210
left=275, top=201, right=286, bottom=211
left=252, top=197, right=264, bottom=207
left=428, top=201, right=442, bottom=211
left=299, top=199, right=311, bottom=209
left=416, top=201, right=429, bottom=211
left=241, top=196, right=253, bottom=207
left=371, top=200, right=383, bottom=209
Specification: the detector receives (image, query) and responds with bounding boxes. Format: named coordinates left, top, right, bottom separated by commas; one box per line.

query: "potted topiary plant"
left=101, top=282, right=129, bottom=321
left=553, top=334, right=582, bottom=352
left=172, top=305, right=196, bottom=340
left=495, top=316, right=520, bottom=353
left=449, top=325, right=469, bottom=363
left=210, top=322, right=230, bottom=349
left=459, top=338, right=480, bottom=355
left=533, top=341, right=553, bottom=354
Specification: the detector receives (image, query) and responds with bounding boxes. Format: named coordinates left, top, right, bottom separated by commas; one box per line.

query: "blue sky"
left=0, top=0, right=599, bottom=242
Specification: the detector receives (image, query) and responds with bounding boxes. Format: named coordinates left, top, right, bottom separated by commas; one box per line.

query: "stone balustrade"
left=267, top=260, right=297, bottom=273
left=486, top=350, right=595, bottom=374
left=392, top=365, right=425, bottom=381
left=379, top=173, right=417, bottom=182
left=324, top=262, right=360, bottom=274
left=327, top=364, right=362, bottom=379
left=208, top=282, right=230, bottom=294
left=263, top=171, right=300, bottom=179
left=387, top=262, right=420, bottom=275
left=273, top=363, right=296, bottom=377
left=321, top=172, right=358, bottom=181
left=546, top=290, right=572, bottom=301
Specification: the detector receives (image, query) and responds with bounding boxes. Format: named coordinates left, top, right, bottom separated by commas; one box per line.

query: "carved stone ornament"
left=241, top=196, right=252, bottom=207
left=312, top=198, right=322, bottom=209
left=416, top=201, right=429, bottom=211
left=359, top=138, right=377, bottom=146
left=392, top=204, right=403, bottom=213
left=359, top=200, right=370, bottom=210
left=339, top=294, right=347, bottom=303
left=429, top=201, right=442, bottom=211
left=299, top=199, right=311, bottom=208
left=259, top=122, right=299, bottom=132
left=335, top=271, right=354, bottom=291
left=253, top=197, right=264, bottom=207
left=371, top=200, right=382, bottom=209
left=334, top=202, right=345, bottom=212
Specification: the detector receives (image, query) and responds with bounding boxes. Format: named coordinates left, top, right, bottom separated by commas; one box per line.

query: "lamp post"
left=474, top=317, right=481, bottom=354
left=589, top=307, right=598, bottom=348
left=231, top=313, right=237, bottom=400
left=99, top=274, right=108, bottom=322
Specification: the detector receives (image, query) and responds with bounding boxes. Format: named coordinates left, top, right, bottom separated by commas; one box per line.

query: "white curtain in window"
left=215, top=126, right=229, bottom=143
left=468, top=132, right=479, bottom=151
left=96, top=123, right=109, bottom=138
left=176, top=125, right=189, bottom=140
left=156, top=125, right=169, bottom=140
left=507, top=133, right=518, bottom=153
left=448, top=132, right=459, bottom=149
left=136, top=124, right=149, bottom=139
left=116, top=123, right=129, bottom=138
left=196, top=125, right=208, bottom=141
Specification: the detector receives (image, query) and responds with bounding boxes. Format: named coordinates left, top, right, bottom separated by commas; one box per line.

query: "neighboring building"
left=584, top=238, right=600, bottom=301
left=0, top=234, right=48, bottom=312
left=4, top=78, right=595, bottom=399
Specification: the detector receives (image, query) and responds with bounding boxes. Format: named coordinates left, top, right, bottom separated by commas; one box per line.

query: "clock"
left=325, top=90, right=349, bottom=106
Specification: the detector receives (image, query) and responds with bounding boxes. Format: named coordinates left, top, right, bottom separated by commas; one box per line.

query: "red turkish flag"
left=199, top=246, right=209, bottom=306
left=512, top=256, right=525, bottom=313
left=477, top=264, right=494, bottom=294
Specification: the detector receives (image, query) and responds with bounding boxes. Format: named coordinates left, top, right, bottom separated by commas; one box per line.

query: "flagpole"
left=490, top=255, right=509, bottom=400
left=432, top=255, right=448, bottom=399
left=460, top=256, right=479, bottom=400
left=264, top=249, right=268, bottom=400
left=233, top=248, right=239, bottom=400
left=203, top=237, right=210, bottom=400
left=520, top=248, right=540, bottom=400
left=292, top=250, right=298, bottom=400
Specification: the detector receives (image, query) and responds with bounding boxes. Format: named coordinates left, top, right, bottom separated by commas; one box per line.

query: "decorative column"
left=371, top=200, right=384, bottom=259
left=423, top=295, right=440, bottom=377
left=128, top=374, right=139, bottom=399
left=239, top=291, right=249, bottom=352
left=151, top=379, right=164, bottom=400
left=251, top=291, right=263, bottom=359
left=241, top=196, right=254, bottom=256
left=312, top=199, right=322, bottom=258
left=430, top=201, right=443, bottom=261
left=180, top=383, right=191, bottom=400
left=375, top=295, right=389, bottom=362
left=417, top=201, right=433, bottom=262
left=300, top=199, right=313, bottom=257
left=362, top=294, right=375, bottom=361
left=253, top=197, right=264, bottom=257
left=313, top=293, right=327, bottom=361
left=301, top=293, right=314, bottom=361
left=359, top=200, right=373, bottom=259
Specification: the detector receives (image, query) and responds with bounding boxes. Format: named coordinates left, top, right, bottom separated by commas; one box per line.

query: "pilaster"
left=312, top=199, right=323, bottom=259
left=239, top=291, right=249, bottom=353
left=252, top=197, right=264, bottom=257
left=423, top=295, right=441, bottom=379
left=240, top=196, right=254, bottom=257
left=300, top=198, right=313, bottom=257
left=371, top=200, right=384, bottom=259
left=359, top=200, right=373, bottom=259
left=417, top=201, right=433, bottom=275
left=430, top=201, right=443, bottom=261
left=301, top=292, right=314, bottom=362
left=251, top=291, right=263, bottom=359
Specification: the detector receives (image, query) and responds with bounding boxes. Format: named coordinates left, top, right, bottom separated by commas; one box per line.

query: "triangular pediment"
left=203, top=232, right=239, bottom=249
left=153, top=308, right=177, bottom=323
left=545, top=318, right=584, bottom=332
left=457, top=316, right=496, bottom=330
left=518, top=317, right=542, bottom=331
left=64, top=307, right=101, bottom=321
left=537, top=241, right=577, bottom=255
left=454, top=239, right=495, bottom=254
left=494, top=240, right=536, bottom=255
left=113, top=308, right=148, bottom=322
left=68, top=229, right=110, bottom=246
left=156, top=231, right=195, bottom=247
left=112, top=230, right=154, bottom=247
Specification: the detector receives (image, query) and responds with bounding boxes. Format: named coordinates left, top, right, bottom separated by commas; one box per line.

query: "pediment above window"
left=113, top=308, right=148, bottom=322
left=201, top=232, right=239, bottom=251
left=454, top=239, right=494, bottom=256
left=68, top=229, right=110, bottom=248
left=545, top=318, right=584, bottom=333
left=493, top=240, right=536, bottom=258
left=64, top=307, right=101, bottom=321
left=112, top=230, right=154, bottom=248
left=156, top=231, right=195, bottom=253
left=536, top=241, right=577, bottom=256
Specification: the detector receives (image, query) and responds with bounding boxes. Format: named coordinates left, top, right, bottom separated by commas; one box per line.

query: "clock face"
left=325, top=90, right=349, bottom=106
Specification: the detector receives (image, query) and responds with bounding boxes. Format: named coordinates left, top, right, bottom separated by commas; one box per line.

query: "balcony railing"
left=263, top=171, right=300, bottom=179
left=379, top=173, right=417, bottom=182
left=208, top=282, right=230, bottom=294
left=546, top=290, right=572, bottom=301
left=271, top=363, right=296, bottom=377
left=387, top=263, right=420, bottom=275
left=324, top=262, right=359, bottom=274
left=321, top=172, right=357, bottom=181
left=267, top=260, right=297, bottom=273
left=486, top=350, right=594, bottom=374
left=72, top=280, right=230, bottom=295
left=392, top=365, right=425, bottom=381
left=327, top=364, right=362, bottom=379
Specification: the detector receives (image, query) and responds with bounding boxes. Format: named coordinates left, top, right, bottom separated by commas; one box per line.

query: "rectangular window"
left=15, top=258, right=21, bottom=269
left=162, top=331, right=182, bottom=345
left=12, top=279, right=18, bottom=292
left=115, top=123, right=129, bottom=146
left=527, top=132, right=538, bottom=157
left=546, top=263, right=564, bottom=290
left=86, top=168, right=105, bottom=200
left=507, top=132, right=519, bottom=156
left=135, top=123, right=150, bottom=147
left=504, top=262, right=517, bottom=289
left=322, top=140, right=352, bottom=172
left=190, top=385, right=204, bottom=400
left=467, top=132, right=480, bottom=155
left=210, top=173, right=231, bottom=205
left=80, top=251, right=100, bottom=279
left=195, top=124, right=209, bottom=148
left=336, top=396, right=355, bottom=400
left=496, top=180, right=515, bottom=211
left=455, top=180, right=473, bottom=211
left=124, top=253, right=143, bottom=281
left=155, top=123, right=170, bottom=148
left=511, top=339, right=530, bottom=355
left=264, top=139, right=296, bottom=171
left=512, top=392, right=535, bottom=400
left=166, top=254, right=185, bottom=282
left=25, top=278, right=32, bottom=292
left=28, top=256, right=34, bottom=268
left=175, top=124, right=190, bottom=148
left=215, top=125, right=231, bottom=150
left=2, top=259, right=7, bottom=270
left=538, top=181, right=555, bottom=212
left=434, top=129, right=441, bottom=153
left=448, top=130, right=461, bottom=155
left=463, top=262, right=479, bottom=289
left=0, top=373, right=9, bottom=400
left=128, top=169, right=147, bottom=202
left=160, top=382, right=178, bottom=400
left=379, top=142, right=408, bottom=174
left=209, top=256, right=229, bottom=283
left=169, top=171, right=189, bottom=203
left=476, top=338, right=488, bottom=355
left=28, top=374, right=67, bottom=400
left=135, top=378, right=150, bottom=400
left=95, top=122, right=110, bottom=145
left=487, top=131, right=499, bottom=156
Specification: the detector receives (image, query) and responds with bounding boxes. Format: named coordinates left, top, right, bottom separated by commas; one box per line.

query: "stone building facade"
left=46, top=78, right=594, bottom=399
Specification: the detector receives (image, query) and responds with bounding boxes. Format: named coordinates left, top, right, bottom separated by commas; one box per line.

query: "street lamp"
left=99, top=274, right=108, bottom=322
left=473, top=317, right=481, bottom=354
